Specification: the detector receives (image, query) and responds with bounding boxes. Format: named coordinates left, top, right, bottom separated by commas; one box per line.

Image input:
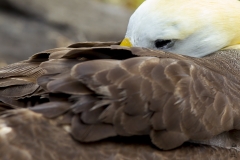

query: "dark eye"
left=154, top=39, right=174, bottom=49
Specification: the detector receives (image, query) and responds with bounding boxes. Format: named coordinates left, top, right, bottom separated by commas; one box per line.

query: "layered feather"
left=0, top=42, right=240, bottom=153
left=1, top=109, right=239, bottom=160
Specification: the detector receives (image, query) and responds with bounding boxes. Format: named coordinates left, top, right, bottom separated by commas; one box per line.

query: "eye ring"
left=154, top=39, right=175, bottom=49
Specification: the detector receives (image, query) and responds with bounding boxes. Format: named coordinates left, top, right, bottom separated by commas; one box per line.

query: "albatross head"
left=121, top=0, right=240, bottom=57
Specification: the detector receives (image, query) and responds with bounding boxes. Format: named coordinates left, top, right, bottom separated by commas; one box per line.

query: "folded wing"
left=1, top=42, right=240, bottom=151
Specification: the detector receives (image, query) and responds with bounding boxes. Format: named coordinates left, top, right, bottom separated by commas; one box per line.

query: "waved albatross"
left=0, top=0, right=240, bottom=159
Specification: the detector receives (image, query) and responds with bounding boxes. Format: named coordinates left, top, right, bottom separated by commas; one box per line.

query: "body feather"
left=0, top=42, right=240, bottom=154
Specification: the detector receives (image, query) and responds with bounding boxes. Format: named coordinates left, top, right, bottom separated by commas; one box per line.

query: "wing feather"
left=0, top=42, right=240, bottom=152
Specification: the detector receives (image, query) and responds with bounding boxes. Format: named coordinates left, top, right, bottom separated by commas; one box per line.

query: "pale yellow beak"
left=120, top=38, right=132, bottom=47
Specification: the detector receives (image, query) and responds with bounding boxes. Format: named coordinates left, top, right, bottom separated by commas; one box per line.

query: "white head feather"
left=122, top=0, right=240, bottom=57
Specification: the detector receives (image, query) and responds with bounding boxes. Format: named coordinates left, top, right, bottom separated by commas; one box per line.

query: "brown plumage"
left=0, top=42, right=240, bottom=159
left=0, top=109, right=239, bottom=160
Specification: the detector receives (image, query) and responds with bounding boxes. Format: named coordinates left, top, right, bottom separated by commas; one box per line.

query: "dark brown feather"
left=0, top=42, right=240, bottom=157
left=1, top=109, right=239, bottom=160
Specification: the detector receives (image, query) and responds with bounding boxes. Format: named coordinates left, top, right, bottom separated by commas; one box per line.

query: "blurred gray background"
left=0, top=0, right=133, bottom=64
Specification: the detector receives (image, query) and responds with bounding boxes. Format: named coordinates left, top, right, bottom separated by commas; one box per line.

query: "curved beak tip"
left=120, top=38, right=133, bottom=47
